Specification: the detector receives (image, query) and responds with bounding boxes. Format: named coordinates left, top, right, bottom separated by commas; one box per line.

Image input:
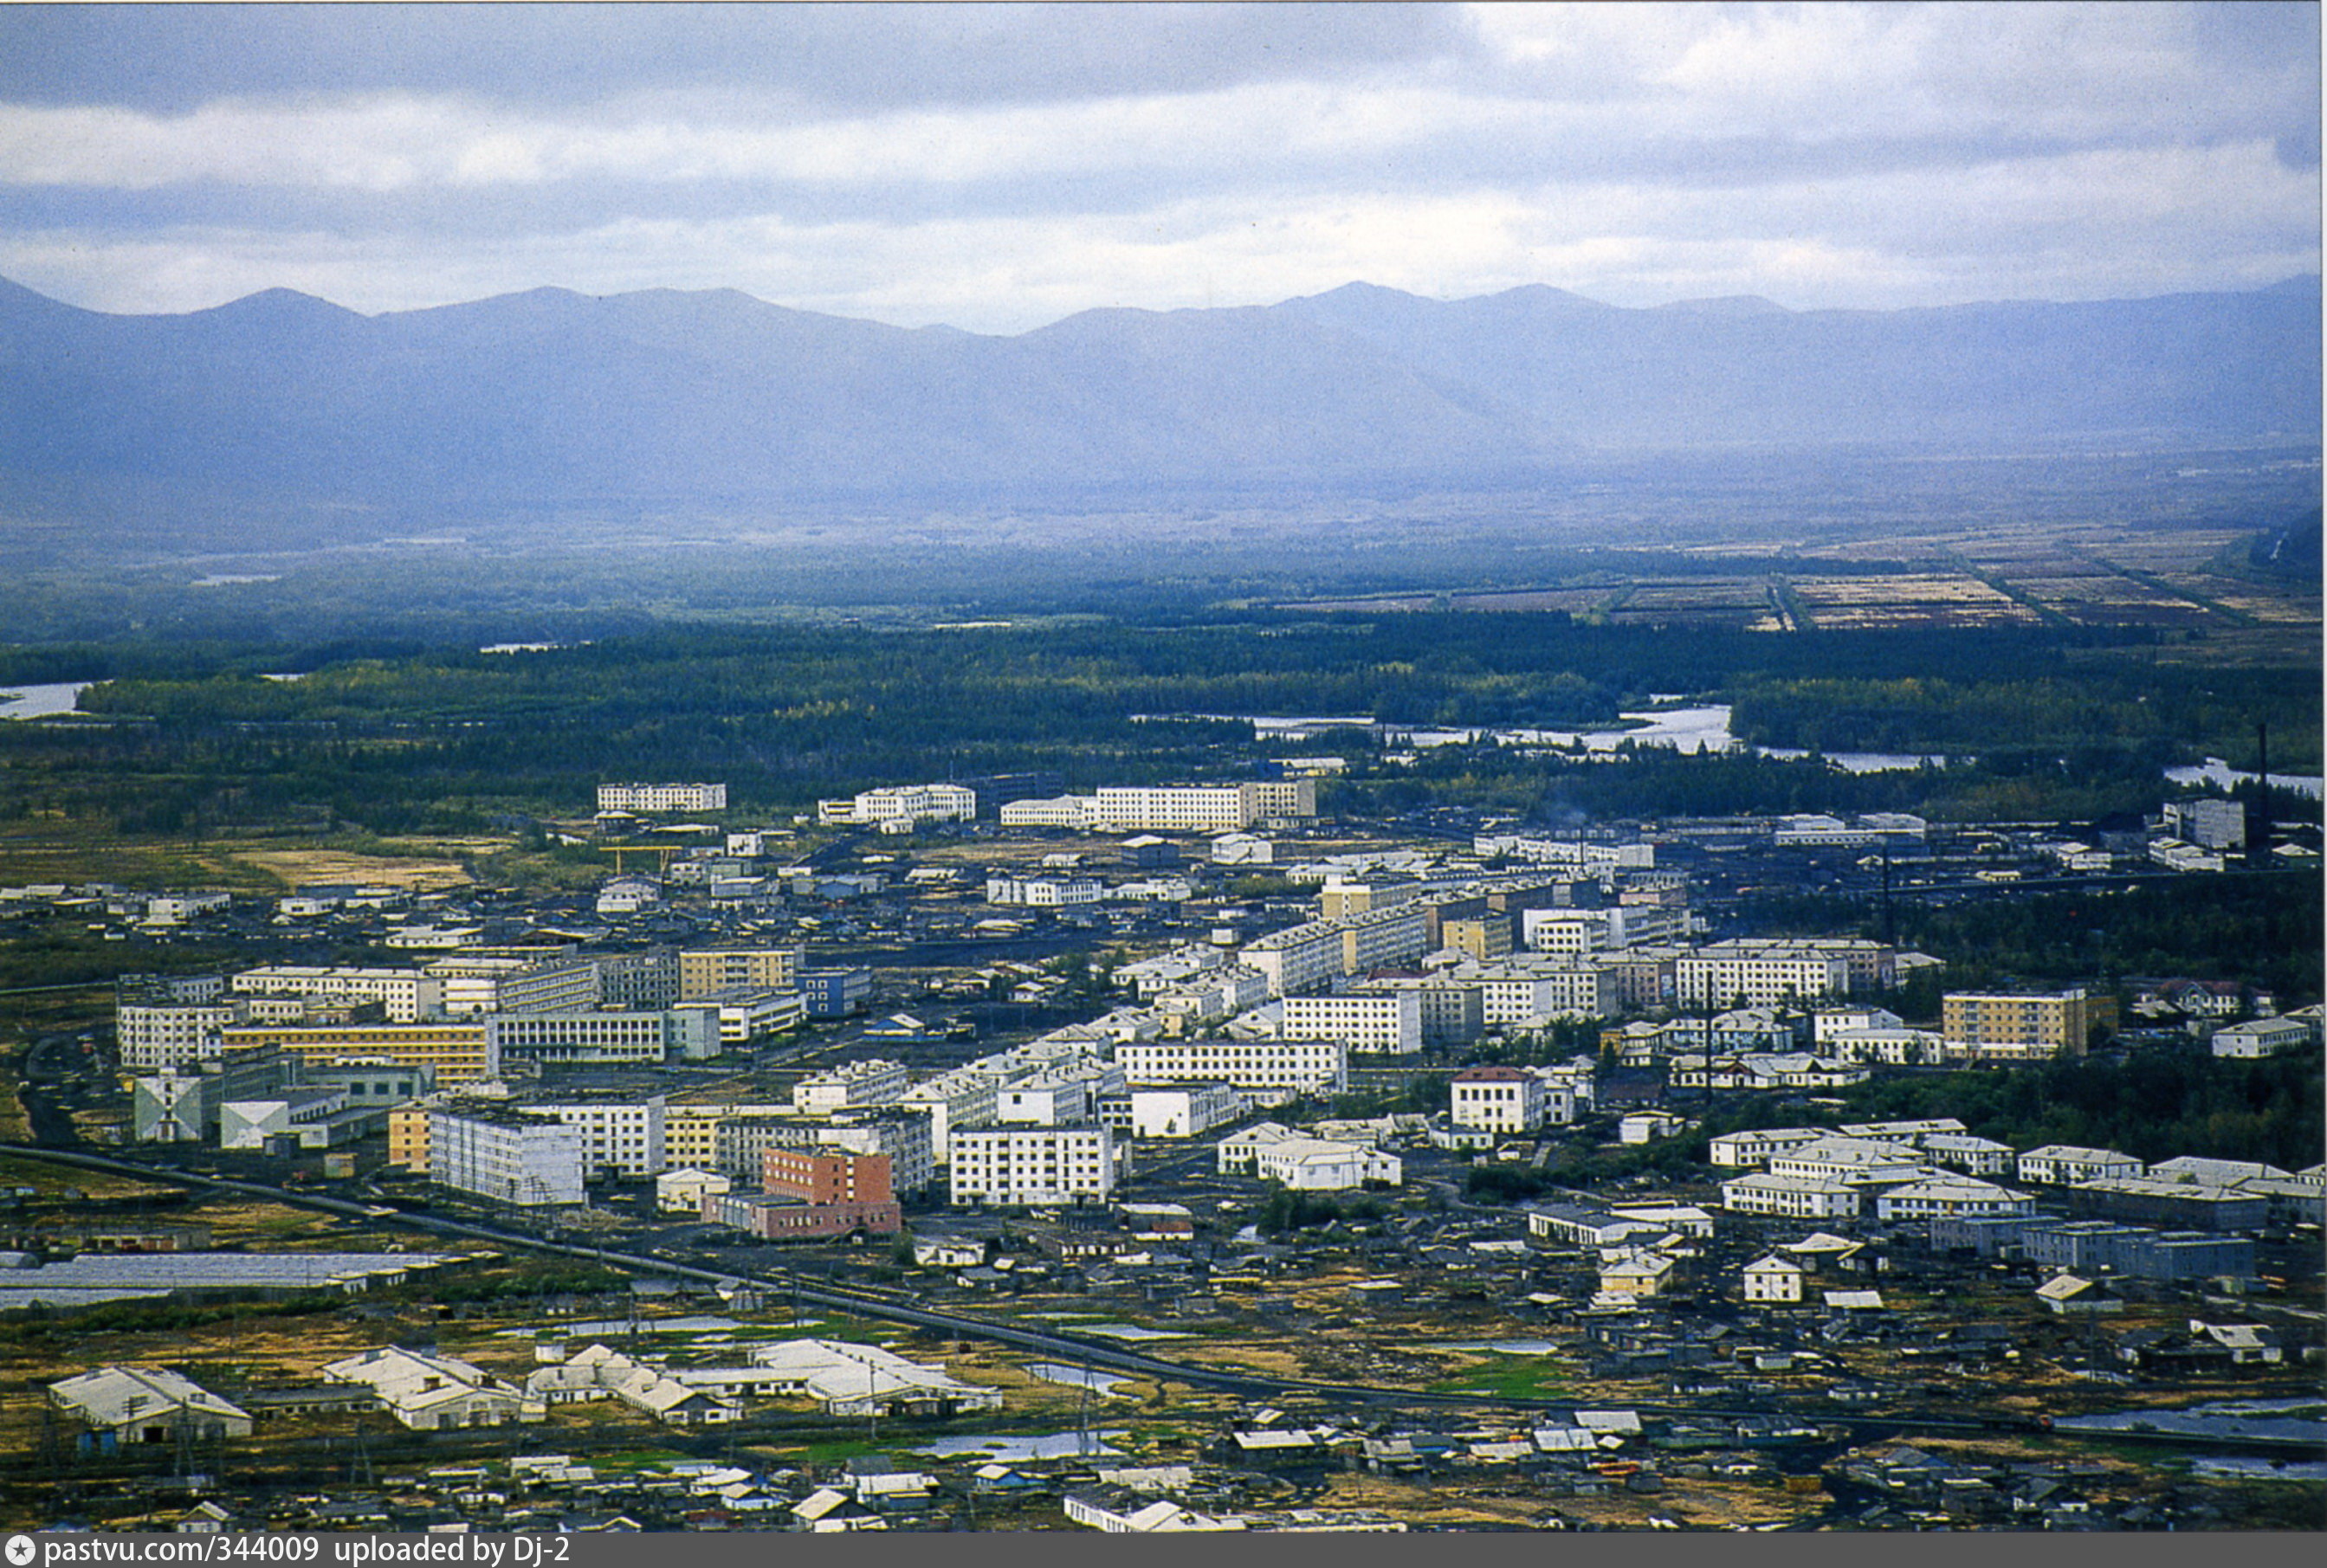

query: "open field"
left=229, top=847, right=475, bottom=892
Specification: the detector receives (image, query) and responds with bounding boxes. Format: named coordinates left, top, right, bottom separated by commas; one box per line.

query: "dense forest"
left=3, top=613, right=2312, bottom=840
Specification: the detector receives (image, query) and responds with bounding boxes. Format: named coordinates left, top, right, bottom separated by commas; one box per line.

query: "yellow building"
left=678, top=948, right=804, bottom=998
left=1941, top=990, right=2114, bottom=1061
left=218, top=1023, right=495, bottom=1084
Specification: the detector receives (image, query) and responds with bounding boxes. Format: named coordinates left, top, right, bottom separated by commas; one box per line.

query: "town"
left=0, top=745, right=2318, bottom=1533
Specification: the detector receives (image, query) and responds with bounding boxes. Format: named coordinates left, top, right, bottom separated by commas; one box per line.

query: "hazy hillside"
left=0, top=273, right=2314, bottom=519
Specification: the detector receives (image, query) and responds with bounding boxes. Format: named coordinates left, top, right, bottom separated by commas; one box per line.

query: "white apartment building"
left=423, top=957, right=599, bottom=1017
left=1238, top=920, right=1347, bottom=998
left=1520, top=907, right=1626, bottom=956
left=484, top=1009, right=721, bottom=1068
left=1674, top=944, right=1852, bottom=1009
left=117, top=1001, right=240, bottom=1070
left=1128, top=1085, right=1244, bottom=1139
left=794, top=1059, right=910, bottom=1113
left=1707, top=1126, right=1826, bottom=1168
left=524, top=1096, right=667, bottom=1177
left=701, top=988, right=807, bottom=1044
left=999, top=795, right=1102, bottom=829
left=948, top=1126, right=1121, bottom=1207
left=597, top=782, right=727, bottom=813
left=1467, top=960, right=1612, bottom=1025
left=1720, top=1171, right=1863, bottom=1219
left=997, top=1075, right=1092, bottom=1126
left=429, top=1107, right=588, bottom=1206
left=817, top=783, right=976, bottom=832
left=1092, top=780, right=1315, bottom=834
left=231, top=966, right=443, bottom=1023
left=2017, top=1145, right=2146, bottom=1185
left=899, top=1068, right=1005, bottom=1162
left=1873, top=1177, right=2035, bottom=1223
left=1116, top=1039, right=1347, bottom=1098
left=1279, top=992, right=1421, bottom=1055
left=1766, top=1136, right=1929, bottom=1185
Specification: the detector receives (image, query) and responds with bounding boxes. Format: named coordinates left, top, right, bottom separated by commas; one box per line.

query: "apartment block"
left=1115, top=1039, right=1348, bottom=1097
left=679, top=947, right=805, bottom=998
left=597, top=783, right=727, bottom=813
left=230, top=966, right=444, bottom=1023
left=430, top=1106, right=587, bottom=1206
left=948, top=1126, right=1122, bottom=1207
left=484, top=1008, right=721, bottom=1068
left=1280, top=992, right=1422, bottom=1055
left=218, top=1022, right=496, bottom=1084
left=1942, top=990, right=2112, bottom=1061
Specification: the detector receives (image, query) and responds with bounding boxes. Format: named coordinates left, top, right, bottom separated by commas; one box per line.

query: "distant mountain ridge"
left=0, top=274, right=2315, bottom=513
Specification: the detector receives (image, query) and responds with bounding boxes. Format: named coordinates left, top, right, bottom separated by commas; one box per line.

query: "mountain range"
left=0, top=273, right=2316, bottom=512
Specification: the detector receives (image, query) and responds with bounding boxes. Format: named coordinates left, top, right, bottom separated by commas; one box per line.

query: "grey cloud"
left=0, top=3, right=1472, bottom=113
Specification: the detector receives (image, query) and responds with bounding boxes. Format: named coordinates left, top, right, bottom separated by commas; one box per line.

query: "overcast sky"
left=0, top=2, right=2316, bottom=332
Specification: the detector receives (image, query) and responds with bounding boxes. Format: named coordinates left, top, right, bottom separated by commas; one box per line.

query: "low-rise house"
left=1741, top=1255, right=1806, bottom=1305
left=744, top=1340, right=1001, bottom=1418
left=525, top=1345, right=741, bottom=1426
left=2017, top=1145, right=2144, bottom=1186
left=50, top=1366, right=253, bottom=1445
left=1063, top=1487, right=1245, bottom=1533
left=655, top=1166, right=730, bottom=1214
left=321, top=1346, right=546, bottom=1430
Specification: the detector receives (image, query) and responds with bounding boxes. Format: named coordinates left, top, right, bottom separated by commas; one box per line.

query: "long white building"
left=230, top=966, right=444, bottom=1023
left=1674, top=944, right=1853, bottom=1009
left=1279, top=993, right=1421, bottom=1055
left=598, top=783, right=727, bottom=813
left=1116, top=1039, right=1347, bottom=1097
left=818, top=783, right=977, bottom=833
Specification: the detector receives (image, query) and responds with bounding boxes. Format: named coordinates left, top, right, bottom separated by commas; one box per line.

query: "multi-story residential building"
left=793, top=1059, right=909, bottom=1114
left=1921, top=1133, right=2017, bottom=1177
left=230, top=966, right=444, bottom=1023
left=2017, top=1145, right=2145, bottom=1185
left=1337, top=903, right=1430, bottom=976
left=798, top=967, right=873, bottom=1019
left=1873, top=1177, right=2036, bottom=1223
left=816, top=783, right=977, bottom=832
left=697, top=987, right=806, bottom=1045
left=429, top=1105, right=587, bottom=1206
left=1942, top=989, right=2112, bottom=1061
left=1590, top=946, right=1684, bottom=1012
left=484, top=1009, right=721, bottom=1068
left=949, top=1126, right=1122, bottom=1207
left=704, top=1191, right=903, bottom=1241
left=1089, top=780, right=1315, bottom=834
left=1279, top=992, right=1421, bottom=1055
left=1125, top=1085, right=1244, bottom=1139
left=523, top=1096, right=667, bottom=1178
left=678, top=947, right=805, bottom=998
left=422, top=956, right=598, bottom=1017
left=1116, top=1039, right=1347, bottom=1098
left=763, top=1147, right=893, bottom=1205
left=1353, top=974, right=1485, bottom=1049
left=1464, top=959, right=1612, bottom=1026
left=899, top=1068, right=1004, bottom=1163
left=1449, top=1065, right=1549, bottom=1134
left=1238, top=920, right=1345, bottom=998
left=1766, top=1136, right=1928, bottom=1185
left=1719, top=1171, right=1863, bottom=1219
left=1674, top=944, right=1853, bottom=1009
left=656, top=1101, right=787, bottom=1170
left=117, top=997, right=243, bottom=1071
left=218, top=1022, right=496, bottom=1084
left=594, top=948, right=682, bottom=1010
left=1707, top=1126, right=1826, bottom=1168
left=597, top=782, right=727, bottom=813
